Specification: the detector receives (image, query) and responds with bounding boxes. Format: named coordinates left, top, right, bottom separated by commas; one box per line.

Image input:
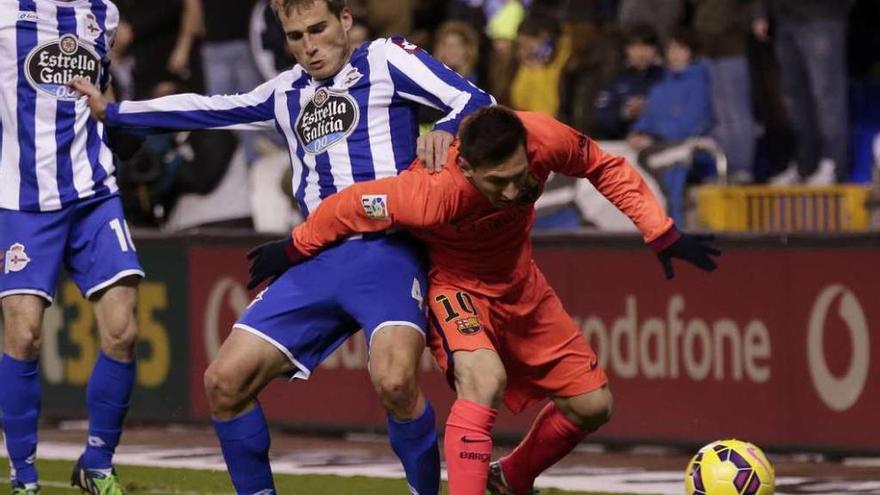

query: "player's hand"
left=652, top=228, right=721, bottom=280
left=69, top=77, right=109, bottom=121
left=417, top=130, right=455, bottom=173
left=246, top=236, right=307, bottom=290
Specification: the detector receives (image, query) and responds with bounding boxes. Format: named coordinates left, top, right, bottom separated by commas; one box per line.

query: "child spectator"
left=628, top=29, right=713, bottom=224
left=509, top=13, right=572, bottom=116
left=594, top=25, right=664, bottom=139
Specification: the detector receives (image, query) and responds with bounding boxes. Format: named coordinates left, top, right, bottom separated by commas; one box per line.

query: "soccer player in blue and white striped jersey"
left=0, top=1, right=143, bottom=494
left=75, top=1, right=494, bottom=494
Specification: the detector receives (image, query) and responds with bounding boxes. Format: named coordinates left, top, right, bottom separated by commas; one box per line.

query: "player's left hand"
left=652, top=228, right=721, bottom=280
left=417, top=130, right=455, bottom=173
left=246, top=236, right=307, bottom=290
left=69, top=77, right=109, bottom=121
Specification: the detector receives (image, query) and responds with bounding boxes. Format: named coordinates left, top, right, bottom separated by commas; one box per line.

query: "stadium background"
left=3, top=0, right=880, bottom=493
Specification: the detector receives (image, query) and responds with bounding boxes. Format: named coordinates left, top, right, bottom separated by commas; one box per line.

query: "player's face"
left=279, top=1, right=353, bottom=80
left=461, top=146, right=540, bottom=209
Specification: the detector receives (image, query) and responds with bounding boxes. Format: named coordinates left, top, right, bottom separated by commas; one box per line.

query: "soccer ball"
left=685, top=439, right=775, bottom=495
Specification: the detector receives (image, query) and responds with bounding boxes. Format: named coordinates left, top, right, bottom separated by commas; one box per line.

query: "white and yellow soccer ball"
left=685, top=439, right=775, bottom=495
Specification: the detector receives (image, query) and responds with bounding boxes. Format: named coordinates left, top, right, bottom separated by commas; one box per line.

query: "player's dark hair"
left=277, top=0, right=347, bottom=18
left=458, top=106, right=527, bottom=169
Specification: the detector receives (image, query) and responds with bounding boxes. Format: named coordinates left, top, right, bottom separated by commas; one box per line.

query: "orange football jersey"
left=293, top=111, right=673, bottom=295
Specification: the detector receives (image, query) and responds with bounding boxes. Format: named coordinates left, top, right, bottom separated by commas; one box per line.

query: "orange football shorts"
left=427, top=265, right=608, bottom=413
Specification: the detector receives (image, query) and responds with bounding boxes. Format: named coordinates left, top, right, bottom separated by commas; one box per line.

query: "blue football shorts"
left=0, top=194, right=144, bottom=302
left=234, top=232, right=429, bottom=380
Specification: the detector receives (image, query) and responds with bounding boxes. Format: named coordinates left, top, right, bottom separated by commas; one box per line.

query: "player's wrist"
left=649, top=226, right=681, bottom=253
left=283, top=236, right=307, bottom=264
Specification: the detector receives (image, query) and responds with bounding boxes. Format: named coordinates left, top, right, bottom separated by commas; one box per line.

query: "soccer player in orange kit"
left=246, top=106, right=720, bottom=495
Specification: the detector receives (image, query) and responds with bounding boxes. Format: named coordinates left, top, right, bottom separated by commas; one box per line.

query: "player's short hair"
left=458, top=106, right=527, bottom=169
left=275, top=0, right=347, bottom=19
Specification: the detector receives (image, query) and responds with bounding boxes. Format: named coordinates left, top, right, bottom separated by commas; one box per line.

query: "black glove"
left=652, top=228, right=721, bottom=280
left=246, top=237, right=306, bottom=290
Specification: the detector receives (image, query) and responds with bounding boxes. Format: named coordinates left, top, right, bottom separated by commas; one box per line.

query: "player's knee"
left=371, top=366, right=418, bottom=411
left=454, top=358, right=507, bottom=406
left=203, top=363, right=248, bottom=415
left=561, top=387, right=613, bottom=430
left=99, top=316, right=138, bottom=358
left=2, top=301, right=44, bottom=359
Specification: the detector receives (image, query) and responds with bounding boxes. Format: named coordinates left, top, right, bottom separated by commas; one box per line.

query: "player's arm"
left=385, top=37, right=495, bottom=170
left=524, top=112, right=720, bottom=278
left=71, top=75, right=278, bottom=135
left=524, top=113, right=672, bottom=242
left=245, top=168, right=457, bottom=289
left=293, top=168, right=454, bottom=255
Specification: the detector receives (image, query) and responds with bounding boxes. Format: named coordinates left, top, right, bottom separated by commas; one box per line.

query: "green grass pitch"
left=2, top=458, right=632, bottom=495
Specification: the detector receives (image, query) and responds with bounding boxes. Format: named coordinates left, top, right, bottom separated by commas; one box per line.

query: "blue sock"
left=82, top=351, right=135, bottom=469
left=387, top=400, right=440, bottom=495
left=213, top=404, right=275, bottom=495
left=0, top=355, right=41, bottom=485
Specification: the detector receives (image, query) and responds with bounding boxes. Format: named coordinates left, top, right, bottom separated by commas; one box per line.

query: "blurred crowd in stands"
left=109, top=0, right=880, bottom=232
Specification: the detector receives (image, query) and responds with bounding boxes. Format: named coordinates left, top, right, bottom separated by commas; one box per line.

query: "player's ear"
left=340, top=7, right=353, bottom=32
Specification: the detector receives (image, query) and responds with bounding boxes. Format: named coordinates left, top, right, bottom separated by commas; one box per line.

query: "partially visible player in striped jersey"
left=0, top=1, right=142, bottom=494
left=73, top=1, right=493, bottom=494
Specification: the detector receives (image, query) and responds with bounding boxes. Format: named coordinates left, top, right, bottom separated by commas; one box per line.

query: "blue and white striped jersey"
left=0, top=0, right=119, bottom=212
left=105, top=37, right=495, bottom=216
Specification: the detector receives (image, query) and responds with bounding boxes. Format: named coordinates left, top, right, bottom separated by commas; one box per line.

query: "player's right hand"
left=69, top=77, right=109, bottom=121
left=246, top=236, right=308, bottom=290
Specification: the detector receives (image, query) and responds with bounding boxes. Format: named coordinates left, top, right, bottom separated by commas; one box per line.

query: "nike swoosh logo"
left=461, top=436, right=490, bottom=443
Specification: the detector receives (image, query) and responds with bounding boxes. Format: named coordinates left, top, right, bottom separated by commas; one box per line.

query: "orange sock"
left=443, top=399, right=498, bottom=495
left=499, top=402, right=593, bottom=494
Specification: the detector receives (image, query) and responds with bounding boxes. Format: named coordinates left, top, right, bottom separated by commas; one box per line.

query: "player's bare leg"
left=0, top=295, right=47, bottom=492
left=203, top=328, right=295, bottom=495
left=204, top=328, right=296, bottom=419
left=369, top=325, right=440, bottom=494
left=445, top=349, right=507, bottom=495
left=70, top=277, right=141, bottom=495
left=368, top=325, right=426, bottom=420
left=490, top=386, right=614, bottom=495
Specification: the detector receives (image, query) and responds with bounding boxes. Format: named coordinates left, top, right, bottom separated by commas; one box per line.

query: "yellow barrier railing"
left=695, top=185, right=871, bottom=232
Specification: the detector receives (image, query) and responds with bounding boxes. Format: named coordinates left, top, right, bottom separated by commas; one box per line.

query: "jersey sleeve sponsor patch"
left=391, top=37, right=422, bottom=54
left=361, top=194, right=388, bottom=220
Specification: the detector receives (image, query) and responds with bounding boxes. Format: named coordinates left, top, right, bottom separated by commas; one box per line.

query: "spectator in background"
left=594, top=25, right=664, bottom=139
left=509, top=13, right=572, bottom=116
left=434, top=21, right=481, bottom=83
left=693, top=0, right=758, bottom=184
left=119, top=0, right=204, bottom=99
left=618, top=0, right=685, bottom=42
left=198, top=0, right=265, bottom=164
left=629, top=29, right=713, bottom=223
left=756, top=0, right=852, bottom=185
left=557, top=0, right=624, bottom=134
left=365, top=0, right=415, bottom=36
left=486, top=0, right=526, bottom=103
